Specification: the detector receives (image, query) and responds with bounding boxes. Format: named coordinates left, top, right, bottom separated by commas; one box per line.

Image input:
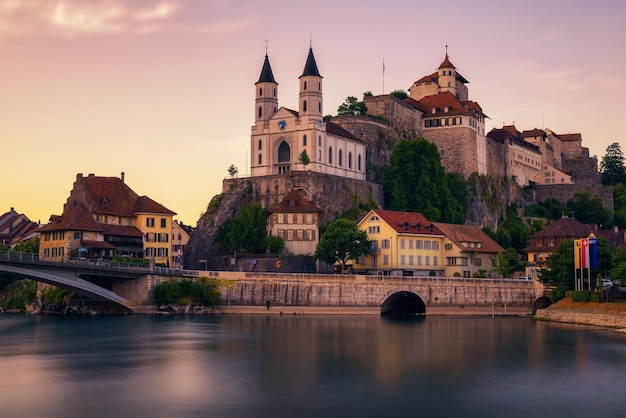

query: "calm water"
left=1, top=314, right=625, bottom=418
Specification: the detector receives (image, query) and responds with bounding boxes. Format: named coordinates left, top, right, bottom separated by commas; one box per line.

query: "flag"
left=574, top=239, right=581, bottom=269
left=581, top=238, right=589, bottom=269
left=589, top=237, right=597, bottom=268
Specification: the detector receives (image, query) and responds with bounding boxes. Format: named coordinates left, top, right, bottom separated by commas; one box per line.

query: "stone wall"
left=423, top=127, right=478, bottom=177
left=564, top=157, right=600, bottom=186
left=534, top=183, right=614, bottom=211
left=363, top=95, right=423, bottom=135
left=486, top=139, right=506, bottom=178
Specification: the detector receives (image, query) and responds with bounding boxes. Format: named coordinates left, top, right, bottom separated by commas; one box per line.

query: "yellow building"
left=353, top=209, right=446, bottom=276
left=39, top=173, right=176, bottom=266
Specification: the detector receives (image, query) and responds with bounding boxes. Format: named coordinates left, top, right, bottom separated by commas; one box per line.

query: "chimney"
left=121, top=172, right=125, bottom=183
left=76, top=173, right=83, bottom=181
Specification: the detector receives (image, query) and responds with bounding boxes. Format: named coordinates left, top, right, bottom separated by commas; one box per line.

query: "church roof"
left=438, top=54, right=455, bottom=70
left=326, top=121, right=365, bottom=143
left=300, top=48, right=322, bottom=78
left=269, top=189, right=321, bottom=213
left=256, top=54, right=277, bottom=84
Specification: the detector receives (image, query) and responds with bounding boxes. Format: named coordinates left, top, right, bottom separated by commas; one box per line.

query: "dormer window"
left=369, top=215, right=379, bottom=221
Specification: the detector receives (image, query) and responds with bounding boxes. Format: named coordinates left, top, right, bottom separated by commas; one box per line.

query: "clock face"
left=278, top=120, right=287, bottom=130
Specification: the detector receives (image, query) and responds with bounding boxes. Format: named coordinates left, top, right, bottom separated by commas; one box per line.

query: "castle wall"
left=486, top=139, right=506, bottom=178
left=561, top=139, right=584, bottom=159
left=534, top=183, right=614, bottom=211
left=563, top=158, right=600, bottom=186
left=423, top=127, right=478, bottom=178
left=363, top=95, right=423, bottom=135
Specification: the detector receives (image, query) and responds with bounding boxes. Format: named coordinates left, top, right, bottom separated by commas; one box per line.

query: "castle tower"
left=438, top=54, right=457, bottom=97
left=299, top=47, right=323, bottom=118
left=255, top=53, right=278, bottom=123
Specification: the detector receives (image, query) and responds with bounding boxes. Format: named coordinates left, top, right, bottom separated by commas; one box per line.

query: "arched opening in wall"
left=278, top=141, right=291, bottom=162
left=532, top=296, right=552, bottom=315
left=381, top=291, right=426, bottom=316
left=303, top=100, right=307, bottom=112
left=328, top=146, right=333, bottom=164
left=348, top=152, right=352, bottom=169
left=258, top=107, right=262, bottom=118
left=258, top=154, right=262, bottom=164
left=338, top=149, right=343, bottom=167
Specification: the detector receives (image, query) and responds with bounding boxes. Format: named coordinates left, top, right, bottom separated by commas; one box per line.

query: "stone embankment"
left=534, top=299, right=626, bottom=330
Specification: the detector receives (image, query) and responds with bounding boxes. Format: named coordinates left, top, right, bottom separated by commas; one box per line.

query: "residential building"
left=39, top=173, right=176, bottom=265
left=598, top=226, right=626, bottom=249
left=525, top=216, right=593, bottom=278
left=171, top=221, right=192, bottom=268
left=267, top=189, right=321, bottom=256
left=250, top=47, right=367, bottom=180
left=432, top=222, right=505, bottom=278
left=0, top=207, right=40, bottom=248
left=353, top=209, right=446, bottom=276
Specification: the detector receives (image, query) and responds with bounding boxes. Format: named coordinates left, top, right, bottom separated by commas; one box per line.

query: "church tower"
left=255, top=53, right=278, bottom=123
left=438, top=54, right=457, bottom=97
left=299, top=47, right=323, bottom=119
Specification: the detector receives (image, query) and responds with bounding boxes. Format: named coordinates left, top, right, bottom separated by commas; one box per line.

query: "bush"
left=565, top=290, right=602, bottom=303
left=153, top=277, right=221, bottom=306
left=41, top=286, right=71, bottom=307
left=0, top=279, right=37, bottom=311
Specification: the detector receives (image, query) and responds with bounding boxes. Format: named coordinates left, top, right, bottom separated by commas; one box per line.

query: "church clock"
left=278, top=120, right=287, bottom=130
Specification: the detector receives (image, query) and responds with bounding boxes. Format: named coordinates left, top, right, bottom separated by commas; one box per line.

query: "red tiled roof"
left=369, top=209, right=443, bottom=236
left=269, top=189, right=321, bottom=213
left=102, top=224, right=143, bottom=237
left=526, top=217, right=593, bottom=252
left=558, top=133, right=582, bottom=142
left=419, top=91, right=468, bottom=116
left=502, top=124, right=520, bottom=137
left=77, top=175, right=139, bottom=217
left=598, top=228, right=626, bottom=248
left=39, top=204, right=103, bottom=233
left=433, top=223, right=505, bottom=254
left=522, top=128, right=546, bottom=138
left=133, top=196, right=176, bottom=215
left=439, top=54, right=455, bottom=70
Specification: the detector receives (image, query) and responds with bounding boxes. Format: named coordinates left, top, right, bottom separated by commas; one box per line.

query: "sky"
left=1, top=0, right=625, bottom=226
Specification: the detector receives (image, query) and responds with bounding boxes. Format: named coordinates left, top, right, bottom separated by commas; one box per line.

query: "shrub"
left=565, top=290, right=602, bottom=303
left=41, top=286, right=71, bottom=307
left=153, top=277, right=221, bottom=306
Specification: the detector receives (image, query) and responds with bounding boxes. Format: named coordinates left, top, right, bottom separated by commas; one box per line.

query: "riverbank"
left=534, top=298, right=626, bottom=331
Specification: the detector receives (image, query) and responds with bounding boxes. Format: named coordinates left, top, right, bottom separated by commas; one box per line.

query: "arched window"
left=348, top=152, right=352, bottom=169
left=303, top=100, right=307, bottom=112
left=258, top=154, right=262, bottom=164
left=303, top=135, right=307, bottom=146
left=318, top=136, right=322, bottom=146
left=258, top=140, right=262, bottom=150
left=278, top=141, right=290, bottom=162
left=358, top=154, right=362, bottom=171
left=319, top=150, right=322, bottom=161
left=318, top=101, right=321, bottom=113
left=328, top=147, right=333, bottom=164
left=304, top=81, right=307, bottom=90
left=259, top=87, right=263, bottom=95
left=338, top=149, right=343, bottom=167
left=258, top=107, right=262, bottom=118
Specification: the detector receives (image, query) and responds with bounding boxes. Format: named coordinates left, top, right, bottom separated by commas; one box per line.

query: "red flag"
left=581, top=238, right=589, bottom=269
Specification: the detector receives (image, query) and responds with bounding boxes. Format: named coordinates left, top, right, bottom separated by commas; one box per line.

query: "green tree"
left=297, top=149, right=311, bottom=166
left=227, top=164, right=238, bottom=178
left=495, top=247, right=526, bottom=277
left=260, top=235, right=285, bottom=254
left=363, top=91, right=373, bottom=97
left=611, top=246, right=626, bottom=285
left=337, top=96, right=367, bottom=116
left=383, top=138, right=464, bottom=223
left=390, top=89, right=408, bottom=100
left=538, top=238, right=612, bottom=289
left=613, top=183, right=626, bottom=228
left=12, top=237, right=39, bottom=254
left=600, top=142, right=626, bottom=186
left=567, top=191, right=610, bottom=226
left=315, top=218, right=370, bottom=274
left=215, top=203, right=266, bottom=253
left=525, top=198, right=567, bottom=220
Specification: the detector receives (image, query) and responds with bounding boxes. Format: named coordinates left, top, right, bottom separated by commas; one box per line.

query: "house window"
left=368, top=226, right=380, bottom=234
left=328, top=147, right=333, bottom=164
left=425, top=256, right=430, bottom=266
left=417, top=255, right=422, bottom=265
left=146, top=218, right=155, bottom=227
left=445, top=243, right=452, bottom=250
left=433, top=256, right=438, bottom=266
left=74, top=231, right=83, bottom=240
left=409, top=255, right=414, bottom=265
left=432, top=241, right=439, bottom=250
left=536, top=238, right=543, bottom=247
left=416, top=240, right=423, bottom=249
left=161, top=218, right=166, bottom=228
left=424, top=241, right=431, bottom=250
left=382, top=239, right=390, bottom=249
left=296, top=230, right=304, bottom=240
left=306, top=230, right=314, bottom=241
left=383, top=255, right=389, bottom=265
left=400, top=239, right=405, bottom=249
left=287, top=230, right=294, bottom=240
left=474, top=258, right=482, bottom=266
left=400, top=255, right=406, bottom=265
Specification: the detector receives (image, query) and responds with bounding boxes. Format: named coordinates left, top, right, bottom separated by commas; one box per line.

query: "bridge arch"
left=381, top=291, right=426, bottom=316
left=532, top=296, right=552, bottom=315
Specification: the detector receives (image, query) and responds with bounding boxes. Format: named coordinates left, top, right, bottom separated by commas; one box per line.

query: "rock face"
left=184, top=172, right=384, bottom=270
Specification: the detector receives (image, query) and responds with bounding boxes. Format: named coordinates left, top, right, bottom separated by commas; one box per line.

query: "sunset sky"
left=1, top=0, right=625, bottom=225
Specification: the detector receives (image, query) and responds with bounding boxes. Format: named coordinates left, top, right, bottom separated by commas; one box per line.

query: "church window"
left=318, top=136, right=322, bottom=146
left=319, top=150, right=322, bottom=161
left=258, top=154, right=262, bottom=164
left=278, top=141, right=290, bottom=162
left=358, top=154, right=362, bottom=171
left=303, top=135, right=307, bottom=146
left=328, top=147, right=333, bottom=164
left=303, top=100, right=307, bottom=112
left=259, top=87, right=262, bottom=95
left=258, top=107, right=262, bottom=118
left=304, top=81, right=307, bottom=90
left=338, top=149, right=343, bottom=167
left=318, top=102, right=321, bottom=113
left=258, top=140, right=262, bottom=150
left=348, top=152, right=352, bottom=169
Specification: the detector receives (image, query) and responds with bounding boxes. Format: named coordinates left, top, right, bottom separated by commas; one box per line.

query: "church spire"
left=301, top=47, right=321, bottom=78
left=257, top=53, right=276, bottom=84
left=299, top=45, right=323, bottom=118
left=255, top=48, right=278, bottom=123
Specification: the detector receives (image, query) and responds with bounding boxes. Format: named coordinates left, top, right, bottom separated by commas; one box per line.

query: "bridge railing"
left=0, top=250, right=40, bottom=263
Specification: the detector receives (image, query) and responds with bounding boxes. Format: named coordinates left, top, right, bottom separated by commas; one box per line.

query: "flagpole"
left=382, top=58, right=385, bottom=95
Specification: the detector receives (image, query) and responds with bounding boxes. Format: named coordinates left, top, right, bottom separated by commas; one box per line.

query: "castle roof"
left=438, top=54, right=455, bottom=70
left=412, top=70, right=469, bottom=86
left=417, top=91, right=485, bottom=117
left=558, top=133, right=582, bottom=142
left=368, top=209, right=444, bottom=236
left=487, top=127, right=541, bottom=152
left=269, top=189, right=321, bottom=213
left=300, top=48, right=322, bottom=78
left=433, top=222, right=505, bottom=254
left=256, top=54, right=277, bottom=84
left=522, top=128, right=546, bottom=138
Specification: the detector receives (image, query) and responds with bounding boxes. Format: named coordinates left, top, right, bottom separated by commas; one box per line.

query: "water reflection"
left=1, top=314, right=625, bottom=418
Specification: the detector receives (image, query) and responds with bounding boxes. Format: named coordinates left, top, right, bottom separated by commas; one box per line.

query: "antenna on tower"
left=264, top=38, right=269, bottom=55
left=445, top=43, right=448, bottom=56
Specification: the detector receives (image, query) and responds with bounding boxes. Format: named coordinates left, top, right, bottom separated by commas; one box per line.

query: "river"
left=0, top=314, right=625, bottom=418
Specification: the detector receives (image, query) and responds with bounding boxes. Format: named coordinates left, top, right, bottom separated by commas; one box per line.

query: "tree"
left=337, top=96, right=367, bottom=116
left=315, top=218, right=370, bottom=274
left=390, top=89, right=408, bottom=100
left=12, top=237, right=39, bottom=254
left=613, top=183, right=626, bottom=228
left=600, top=142, right=626, bottom=186
left=215, top=203, right=266, bottom=253
left=297, top=150, right=310, bottom=166
left=227, top=164, right=238, bottom=178
left=538, top=238, right=612, bottom=289
left=495, top=247, right=526, bottom=277
left=611, top=246, right=626, bottom=285
left=383, top=138, right=463, bottom=222
left=567, top=191, right=610, bottom=227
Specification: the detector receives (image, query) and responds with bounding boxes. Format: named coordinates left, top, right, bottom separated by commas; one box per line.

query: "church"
left=250, top=47, right=367, bottom=181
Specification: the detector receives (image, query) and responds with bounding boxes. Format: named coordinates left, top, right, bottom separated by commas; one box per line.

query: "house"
left=525, top=216, right=593, bottom=278
left=353, top=209, right=446, bottom=276
left=39, top=173, right=176, bottom=265
left=432, top=222, right=505, bottom=278
left=267, top=189, right=321, bottom=256
left=598, top=226, right=626, bottom=248
left=0, top=207, right=40, bottom=248
left=171, top=221, right=192, bottom=268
